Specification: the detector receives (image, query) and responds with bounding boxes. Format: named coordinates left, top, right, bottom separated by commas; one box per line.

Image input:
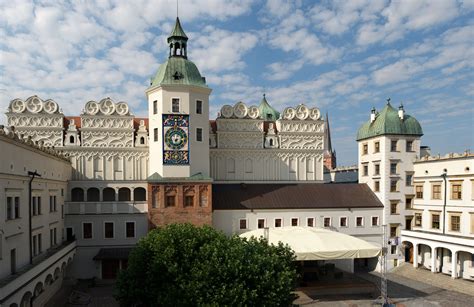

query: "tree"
left=115, top=223, right=297, bottom=306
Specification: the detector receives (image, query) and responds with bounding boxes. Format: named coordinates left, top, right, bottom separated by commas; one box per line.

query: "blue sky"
left=1, top=0, right=473, bottom=165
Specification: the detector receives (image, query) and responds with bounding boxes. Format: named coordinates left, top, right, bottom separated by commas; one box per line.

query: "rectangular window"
left=53, top=195, right=57, bottom=212
left=405, top=197, right=412, bottom=209
left=356, top=217, right=363, bottom=227
left=390, top=180, right=397, bottom=192
left=374, top=181, right=380, bottom=192
left=363, top=164, right=368, bottom=176
left=414, top=213, right=422, bottom=227
left=239, top=219, right=247, bottom=230
left=257, top=219, right=265, bottom=229
left=38, top=197, right=41, bottom=215
left=38, top=233, right=42, bottom=253
left=14, top=197, right=20, bottom=218
left=104, top=222, right=114, bottom=239
left=451, top=183, right=462, bottom=200
left=50, top=196, right=53, bottom=212
left=153, top=100, right=157, bottom=114
left=390, top=163, right=397, bottom=175
left=406, top=174, right=413, bottom=186
left=362, top=143, right=368, bottom=155
left=196, top=128, right=203, bottom=142
left=391, top=245, right=397, bottom=254
left=374, top=164, right=380, bottom=176
left=172, top=98, right=180, bottom=113
left=33, top=235, right=37, bottom=256
left=83, top=222, right=93, bottom=239
left=291, top=218, right=298, bottom=227
left=390, top=226, right=397, bottom=238
left=406, top=140, right=413, bottom=152
left=432, top=214, right=440, bottom=229
left=390, top=201, right=399, bottom=215
left=451, top=215, right=461, bottom=232
left=184, top=195, right=194, bottom=207
left=6, top=197, right=12, bottom=220
left=371, top=216, right=379, bottom=226
left=275, top=218, right=282, bottom=227
left=324, top=217, right=331, bottom=227
left=391, top=140, right=398, bottom=152
left=432, top=184, right=441, bottom=199
left=196, top=100, right=202, bottom=114
left=154, top=128, right=158, bottom=142
left=126, top=222, right=135, bottom=238
left=340, top=217, right=347, bottom=227
left=416, top=185, right=423, bottom=199
left=50, top=229, right=54, bottom=247
left=374, top=141, right=380, bottom=153
left=307, top=218, right=314, bottom=227
left=53, top=228, right=57, bottom=245
left=165, top=195, right=176, bottom=207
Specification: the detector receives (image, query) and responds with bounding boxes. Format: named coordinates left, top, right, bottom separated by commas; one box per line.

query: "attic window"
left=173, top=71, right=184, bottom=80
left=267, top=114, right=273, bottom=120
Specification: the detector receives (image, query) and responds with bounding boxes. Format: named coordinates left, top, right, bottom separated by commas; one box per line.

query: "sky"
left=0, top=0, right=473, bottom=166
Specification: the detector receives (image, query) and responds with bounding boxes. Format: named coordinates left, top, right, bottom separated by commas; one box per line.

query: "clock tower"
left=146, top=17, right=213, bottom=227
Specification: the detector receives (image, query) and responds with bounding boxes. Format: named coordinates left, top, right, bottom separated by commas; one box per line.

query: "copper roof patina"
left=258, top=94, right=280, bottom=120
left=356, top=103, right=423, bottom=141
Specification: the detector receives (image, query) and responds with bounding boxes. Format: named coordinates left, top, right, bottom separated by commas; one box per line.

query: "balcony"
left=0, top=240, right=76, bottom=303
left=401, top=229, right=474, bottom=248
left=65, top=201, right=148, bottom=214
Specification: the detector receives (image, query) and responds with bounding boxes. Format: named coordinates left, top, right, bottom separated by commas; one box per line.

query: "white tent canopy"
left=240, top=226, right=381, bottom=261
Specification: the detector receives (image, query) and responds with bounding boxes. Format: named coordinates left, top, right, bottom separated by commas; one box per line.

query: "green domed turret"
left=258, top=94, right=280, bottom=120
left=149, top=17, right=207, bottom=89
left=356, top=101, right=423, bottom=141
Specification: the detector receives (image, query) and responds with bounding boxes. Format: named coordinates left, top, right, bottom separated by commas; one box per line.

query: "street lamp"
left=28, top=170, right=41, bottom=265
left=441, top=170, right=447, bottom=235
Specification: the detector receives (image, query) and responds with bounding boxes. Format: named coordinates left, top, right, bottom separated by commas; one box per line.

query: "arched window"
left=269, top=139, right=274, bottom=146
left=87, top=188, right=100, bottom=202
left=118, top=188, right=131, bottom=201
left=134, top=187, right=146, bottom=201
left=69, top=135, right=75, bottom=144
left=103, top=188, right=115, bottom=201
left=71, top=188, right=84, bottom=202
left=140, top=137, right=145, bottom=144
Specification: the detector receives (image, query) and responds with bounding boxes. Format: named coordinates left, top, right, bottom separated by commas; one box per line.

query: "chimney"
left=370, top=107, right=376, bottom=123
left=398, top=103, right=404, bottom=120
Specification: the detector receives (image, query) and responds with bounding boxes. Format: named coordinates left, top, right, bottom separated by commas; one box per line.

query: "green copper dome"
left=150, top=57, right=207, bottom=88
left=356, top=103, right=423, bottom=141
left=149, top=17, right=207, bottom=88
left=258, top=94, right=280, bottom=120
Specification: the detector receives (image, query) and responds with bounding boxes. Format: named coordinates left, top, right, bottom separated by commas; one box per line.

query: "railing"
left=65, top=201, right=148, bottom=214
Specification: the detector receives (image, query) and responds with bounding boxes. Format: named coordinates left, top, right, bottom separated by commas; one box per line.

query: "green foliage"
left=114, top=223, right=297, bottom=306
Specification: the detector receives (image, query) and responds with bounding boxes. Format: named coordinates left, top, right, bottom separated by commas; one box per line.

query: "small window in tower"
left=154, top=128, right=158, bottom=142
left=140, top=137, right=145, bottom=145
left=269, top=139, right=274, bottom=146
left=153, top=100, right=157, bottom=114
left=267, top=114, right=273, bottom=120
left=196, top=128, right=203, bottom=142
left=196, top=100, right=202, bottom=114
left=69, top=135, right=75, bottom=144
left=172, top=98, right=180, bottom=112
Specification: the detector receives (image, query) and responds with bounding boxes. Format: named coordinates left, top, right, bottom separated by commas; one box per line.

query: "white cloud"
left=372, top=59, right=422, bottom=85
left=191, top=26, right=258, bottom=73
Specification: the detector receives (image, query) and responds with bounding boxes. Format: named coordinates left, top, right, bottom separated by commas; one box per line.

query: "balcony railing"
left=65, top=201, right=148, bottom=214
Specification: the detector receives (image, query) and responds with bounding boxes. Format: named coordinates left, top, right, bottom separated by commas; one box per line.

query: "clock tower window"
left=196, top=128, right=203, bottom=142
left=172, top=98, right=180, bottom=113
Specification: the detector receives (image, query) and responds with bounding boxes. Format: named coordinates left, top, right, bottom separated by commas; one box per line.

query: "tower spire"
left=167, top=17, right=188, bottom=58
left=325, top=112, right=333, bottom=153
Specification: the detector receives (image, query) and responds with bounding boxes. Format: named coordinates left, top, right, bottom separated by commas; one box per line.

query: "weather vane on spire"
left=386, top=97, right=391, bottom=104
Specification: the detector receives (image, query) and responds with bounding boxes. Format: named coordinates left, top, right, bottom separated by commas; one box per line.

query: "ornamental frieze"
left=277, top=121, right=324, bottom=133
left=7, top=114, right=63, bottom=128
left=11, top=129, right=63, bottom=147
left=216, top=119, right=264, bottom=132
left=279, top=135, right=323, bottom=149
left=217, top=133, right=264, bottom=149
left=81, top=131, right=134, bottom=148
left=81, top=117, right=134, bottom=129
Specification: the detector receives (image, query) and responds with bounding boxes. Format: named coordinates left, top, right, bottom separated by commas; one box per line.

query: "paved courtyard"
left=296, top=264, right=474, bottom=306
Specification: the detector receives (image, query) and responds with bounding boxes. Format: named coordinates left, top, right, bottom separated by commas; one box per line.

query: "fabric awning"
left=93, top=247, right=133, bottom=260
left=239, top=227, right=381, bottom=261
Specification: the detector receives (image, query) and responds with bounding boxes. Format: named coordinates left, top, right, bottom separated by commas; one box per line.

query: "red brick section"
left=147, top=182, right=212, bottom=230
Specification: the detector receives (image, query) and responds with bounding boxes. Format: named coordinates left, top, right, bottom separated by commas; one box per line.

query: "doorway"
left=403, top=242, right=413, bottom=263
left=102, top=260, right=120, bottom=279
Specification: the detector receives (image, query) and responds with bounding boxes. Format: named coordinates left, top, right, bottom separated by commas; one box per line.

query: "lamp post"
left=441, top=170, right=447, bottom=234
left=28, top=170, right=41, bottom=265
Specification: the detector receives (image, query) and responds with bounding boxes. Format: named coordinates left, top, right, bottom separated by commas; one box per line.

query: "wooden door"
left=102, top=260, right=120, bottom=279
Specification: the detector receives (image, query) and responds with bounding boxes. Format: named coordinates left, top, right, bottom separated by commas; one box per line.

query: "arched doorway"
left=402, top=241, right=413, bottom=263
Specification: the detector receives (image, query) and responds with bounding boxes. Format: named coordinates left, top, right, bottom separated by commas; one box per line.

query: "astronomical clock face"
left=165, top=127, right=188, bottom=150
left=162, top=114, right=189, bottom=165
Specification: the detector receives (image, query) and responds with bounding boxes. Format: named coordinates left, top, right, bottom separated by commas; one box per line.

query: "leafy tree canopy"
left=115, top=223, right=297, bottom=306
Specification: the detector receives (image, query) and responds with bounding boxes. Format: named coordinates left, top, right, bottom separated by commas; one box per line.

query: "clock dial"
left=165, top=127, right=188, bottom=150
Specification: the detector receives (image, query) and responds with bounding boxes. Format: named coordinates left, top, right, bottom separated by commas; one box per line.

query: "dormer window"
left=69, top=136, right=75, bottom=144
left=173, top=71, right=183, bottom=80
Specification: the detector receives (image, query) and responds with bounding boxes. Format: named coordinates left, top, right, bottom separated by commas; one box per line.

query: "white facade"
left=358, top=125, right=421, bottom=269
left=401, top=153, right=474, bottom=280
left=0, top=126, right=76, bottom=306
left=210, top=102, right=325, bottom=182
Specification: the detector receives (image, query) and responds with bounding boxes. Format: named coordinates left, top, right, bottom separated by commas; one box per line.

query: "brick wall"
left=147, top=182, right=212, bottom=229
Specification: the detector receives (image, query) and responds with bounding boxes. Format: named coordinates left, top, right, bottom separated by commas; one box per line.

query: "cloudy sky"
left=1, top=0, right=473, bottom=165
